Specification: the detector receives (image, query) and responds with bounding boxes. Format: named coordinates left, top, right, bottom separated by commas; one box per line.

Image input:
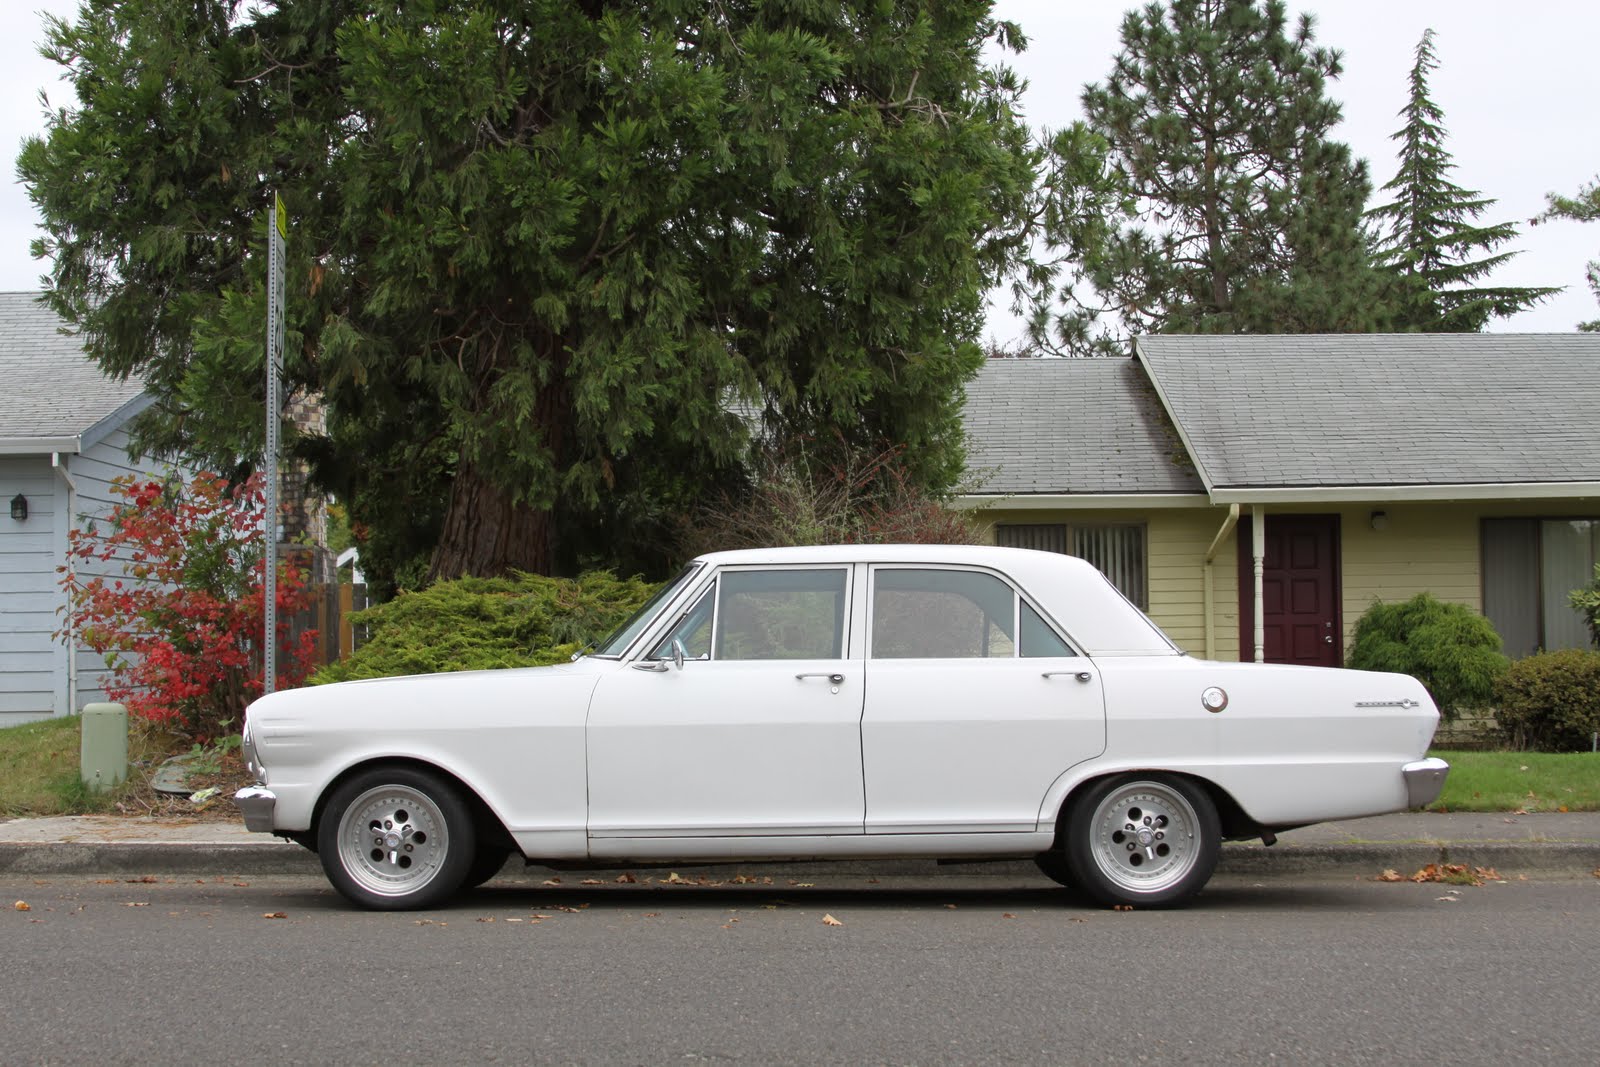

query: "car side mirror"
left=671, top=638, right=687, bottom=671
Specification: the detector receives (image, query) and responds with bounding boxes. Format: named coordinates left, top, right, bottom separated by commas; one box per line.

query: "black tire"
left=464, top=847, right=512, bottom=889
left=317, top=766, right=477, bottom=910
left=1033, top=850, right=1076, bottom=889
left=1063, top=774, right=1220, bottom=909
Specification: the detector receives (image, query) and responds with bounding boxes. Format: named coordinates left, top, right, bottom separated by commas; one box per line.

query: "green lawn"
left=1428, top=749, right=1600, bottom=812
left=0, top=716, right=108, bottom=815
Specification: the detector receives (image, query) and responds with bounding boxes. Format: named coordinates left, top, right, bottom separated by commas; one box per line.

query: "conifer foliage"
left=1366, top=30, right=1556, bottom=331
left=1534, top=178, right=1600, bottom=331
left=1023, top=0, right=1389, bottom=352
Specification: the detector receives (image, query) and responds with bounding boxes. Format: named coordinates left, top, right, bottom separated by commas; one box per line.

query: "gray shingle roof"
left=962, top=357, right=1203, bottom=495
left=0, top=292, right=147, bottom=450
left=1135, top=333, right=1600, bottom=488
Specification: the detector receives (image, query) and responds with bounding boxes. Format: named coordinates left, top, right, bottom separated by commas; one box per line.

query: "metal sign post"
left=264, top=193, right=287, bottom=695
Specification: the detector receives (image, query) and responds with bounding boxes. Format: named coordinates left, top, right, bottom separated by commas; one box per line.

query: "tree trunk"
left=428, top=459, right=554, bottom=581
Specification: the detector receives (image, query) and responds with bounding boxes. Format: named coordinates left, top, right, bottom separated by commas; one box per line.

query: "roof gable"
left=0, top=292, right=148, bottom=453
left=963, top=357, right=1202, bottom=496
left=1136, top=334, right=1600, bottom=490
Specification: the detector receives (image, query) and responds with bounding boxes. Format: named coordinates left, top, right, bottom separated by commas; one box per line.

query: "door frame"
left=1236, top=513, right=1343, bottom=665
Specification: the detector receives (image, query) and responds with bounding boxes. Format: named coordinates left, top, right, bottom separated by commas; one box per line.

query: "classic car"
left=234, top=544, right=1448, bottom=910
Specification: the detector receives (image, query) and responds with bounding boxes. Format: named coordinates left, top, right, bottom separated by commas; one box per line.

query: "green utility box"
left=80, top=702, right=128, bottom=793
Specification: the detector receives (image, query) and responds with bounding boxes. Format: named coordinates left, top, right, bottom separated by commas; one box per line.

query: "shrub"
left=1345, top=593, right=1507, bottom=721
left=1571, top=563, right=1600, bottom=649
left=1494, top=649, right=1600, bottom=752
left=682, top=438, right=985, bottom=555
left=313, top=571, right=657, bottom=683
left=61, top=472, right=317, bottom=739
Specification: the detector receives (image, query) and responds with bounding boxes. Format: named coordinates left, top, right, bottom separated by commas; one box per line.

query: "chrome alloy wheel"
left=1085, top=780, right=1202, bottom=896
left=335, top=784, right=452, bottom=898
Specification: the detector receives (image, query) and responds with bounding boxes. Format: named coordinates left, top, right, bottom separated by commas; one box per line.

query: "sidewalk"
left=2, top=812, right=1597, bottom=879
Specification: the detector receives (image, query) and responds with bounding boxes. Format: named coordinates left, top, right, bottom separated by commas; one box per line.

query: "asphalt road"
left=3, top=870, right=1596, bottom=1065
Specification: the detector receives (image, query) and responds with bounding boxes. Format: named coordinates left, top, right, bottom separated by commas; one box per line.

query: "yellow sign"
left=274, top=192, right=288, bottom=241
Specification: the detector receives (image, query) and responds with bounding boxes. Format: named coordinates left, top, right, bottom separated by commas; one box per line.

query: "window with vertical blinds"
left=1483, top=518, right=1599, bottom=658
left=994, top=523, right=1148, bottom=609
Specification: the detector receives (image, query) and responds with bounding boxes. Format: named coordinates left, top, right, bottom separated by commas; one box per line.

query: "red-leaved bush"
left=59, top=471, right=316, bottom=739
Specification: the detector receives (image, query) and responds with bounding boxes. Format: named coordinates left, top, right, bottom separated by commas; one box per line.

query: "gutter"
left=51, top=452, right=79, bottom=715
left=1210, top=482, right=1600, bottom=504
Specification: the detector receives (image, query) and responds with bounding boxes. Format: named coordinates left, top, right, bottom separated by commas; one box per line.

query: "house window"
left=994, top=522, right=1148, bottom=609
left=1482, top=518, right=1599, bottom=658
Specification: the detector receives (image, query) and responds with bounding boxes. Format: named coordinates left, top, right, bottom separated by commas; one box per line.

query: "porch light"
left=1369, top=510, right=1388, bottom=532
left=9, top=494, right=25, bottom=522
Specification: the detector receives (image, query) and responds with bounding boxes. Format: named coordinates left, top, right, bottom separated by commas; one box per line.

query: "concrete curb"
left=3, top=840, right=1597, bottom=879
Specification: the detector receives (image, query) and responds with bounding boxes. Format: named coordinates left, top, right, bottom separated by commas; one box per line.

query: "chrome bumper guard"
left=233, top=785, right=278, bottom=834
left=1402, top=757, right=1450, bottom=809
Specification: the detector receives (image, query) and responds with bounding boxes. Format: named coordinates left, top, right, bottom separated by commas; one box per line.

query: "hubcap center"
left=1135, top=827, right=1156, bottom=847
left=383, top=831, right=403, bottom=850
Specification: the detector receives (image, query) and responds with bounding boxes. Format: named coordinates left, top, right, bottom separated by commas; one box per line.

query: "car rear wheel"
left=318, top=767, right=476, bottom=910
left=1064, top=774, right=1219, bottom=908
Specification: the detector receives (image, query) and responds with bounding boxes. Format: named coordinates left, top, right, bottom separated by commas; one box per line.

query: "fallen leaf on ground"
left=1002, top=913, right=1017, bottom=919
left=1376, top=869, right=1405, bottom=882
left=1113, top=905, right=1134, bottom=912
left=475, top=917, right=496, bottom=923
left=94, top=880, right=116, bottom=885
left=1435, top=896, right=1459, bottom=903
left=944, top=904, right=958, bottom=910
left=580, top=879, right=604, bottom=885
left=13, top=901, right=29, bottom=912
left=792, top=882, right=815, bottom=888
left=615, top=873, right=637, bottom=884
left=125, top=876, right=158, bottom=884
left=664, top=872, right=689, bottom=884
left=124, top=902, right=150, bottom=908
left=541, top=877, right=561, bottom=886
left=233, top=882, right=249, bottom=888
left=642, top=912, right=660, bottom=918
left=1406, top=863, right=1495, bottom=887
left=506, top=917, right=524, bottom=922
left=262, top=912, right=287, bottom=919
left=822, top=914, right=843, bottom=927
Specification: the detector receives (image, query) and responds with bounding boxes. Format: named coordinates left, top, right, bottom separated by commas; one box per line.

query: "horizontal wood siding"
left=0, top=455, right=61, bottom=719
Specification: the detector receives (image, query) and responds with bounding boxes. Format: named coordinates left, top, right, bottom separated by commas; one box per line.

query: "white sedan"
left=234, top=544, right=1447, bottom=909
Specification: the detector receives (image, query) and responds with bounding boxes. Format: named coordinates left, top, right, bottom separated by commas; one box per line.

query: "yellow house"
left=960, top=335, right=1600, bottom=664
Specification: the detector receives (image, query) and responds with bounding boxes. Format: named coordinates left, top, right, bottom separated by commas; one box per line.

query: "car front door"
left=861, top=565, right=1106, bottom=835
left=585, top=565, right=864, bottom=851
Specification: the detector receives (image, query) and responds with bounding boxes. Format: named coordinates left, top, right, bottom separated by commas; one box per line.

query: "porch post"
left=1251, top=505, right=1266, bottom=663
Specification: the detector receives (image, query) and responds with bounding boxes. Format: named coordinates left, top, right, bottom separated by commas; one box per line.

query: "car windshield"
left=590, top=563, right=702, bottom=657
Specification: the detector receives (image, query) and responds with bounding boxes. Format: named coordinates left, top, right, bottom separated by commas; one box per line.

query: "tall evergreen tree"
left=1534, top=178, right=1600, bottom=331
left=19, top=1, right=1035, bottom=587
left=1367, top=29, right=1555, bottom=331
left=1021, top=0, right=1389, bottom=353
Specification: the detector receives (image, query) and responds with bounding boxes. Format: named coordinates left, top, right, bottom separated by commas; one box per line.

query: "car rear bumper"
left=233, top=785, right=278, bottom=833
left=1402, top=758, right=1450, bottom=809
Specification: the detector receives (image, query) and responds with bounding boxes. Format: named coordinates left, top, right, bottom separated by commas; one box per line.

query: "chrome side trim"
left=233, top=785, right=278, bottom=834
left=1402, top=758, right=1450, bottom=808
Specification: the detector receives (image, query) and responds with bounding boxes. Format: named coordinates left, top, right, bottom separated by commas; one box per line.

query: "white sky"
left=2, top=1, right=1597, bottom=342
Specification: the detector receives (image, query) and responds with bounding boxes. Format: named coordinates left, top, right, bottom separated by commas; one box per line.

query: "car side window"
left=712, top=568, right=849, bottom=661
left=649, top=589, right=714, bottom=660
left=872, top=568, right=1075, bottom=659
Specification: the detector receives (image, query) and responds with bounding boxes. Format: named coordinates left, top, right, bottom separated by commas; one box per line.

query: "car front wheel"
left=318, top=767, right=476, bottom=910
left=1064, top=774, right=1219, bottom=908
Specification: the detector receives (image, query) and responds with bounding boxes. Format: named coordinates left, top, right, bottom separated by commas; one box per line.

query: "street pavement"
left=1, top=810, right=1597, bottom=878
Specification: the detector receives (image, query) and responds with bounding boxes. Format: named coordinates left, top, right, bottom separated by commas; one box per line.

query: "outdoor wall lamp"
left=10, top=494, right=27, bottom=522
left=1369, top=510, right=1388, bottom=532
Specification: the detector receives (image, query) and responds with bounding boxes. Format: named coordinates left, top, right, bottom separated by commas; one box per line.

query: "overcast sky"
left=2, top=1, right=1596, bottom=343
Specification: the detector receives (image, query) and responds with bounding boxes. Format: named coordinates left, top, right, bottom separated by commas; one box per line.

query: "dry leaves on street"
left=615, top=873, right=638, bottom=884
left=1378, top=864, right=1500, bottom=886
left=262, top=912, right=287, bottom=919
left=13, top=901, right=29, bottom=912
left=822, top=914, right=843, bottom=927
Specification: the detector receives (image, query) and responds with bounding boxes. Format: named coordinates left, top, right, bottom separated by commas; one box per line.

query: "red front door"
left=1238, top=515, right=1341, bottom=667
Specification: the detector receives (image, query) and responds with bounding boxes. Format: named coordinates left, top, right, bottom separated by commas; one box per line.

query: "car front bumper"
left=233, top=785, right=278, bottom=833
left=1402, top=757, right=1450, bottom=809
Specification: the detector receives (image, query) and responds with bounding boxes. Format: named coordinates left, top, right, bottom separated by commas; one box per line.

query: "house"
left=961, top=335, right=1600, bottom=664
left=0, top=293, right=169, bottom=723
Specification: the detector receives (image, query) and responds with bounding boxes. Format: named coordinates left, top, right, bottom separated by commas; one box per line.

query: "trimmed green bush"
left=1494, top=649, right=1600, bottom=752
left=1346, top=593, right=1507, bottom=721
left=313, top=571, right=658, bottom=684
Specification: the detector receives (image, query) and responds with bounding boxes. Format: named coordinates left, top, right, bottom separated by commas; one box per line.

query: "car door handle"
left=796, top=672, right=846, bottom=685
left=1042, top=671, right=1093, bottom=683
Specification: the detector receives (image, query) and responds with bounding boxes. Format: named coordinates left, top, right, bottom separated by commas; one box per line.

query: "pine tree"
left=1367, top=29, right=1556, bottom=331
left=1534, top=178, right=1600, bottom=331
left=1022, top=0, right=1390, bottom=352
